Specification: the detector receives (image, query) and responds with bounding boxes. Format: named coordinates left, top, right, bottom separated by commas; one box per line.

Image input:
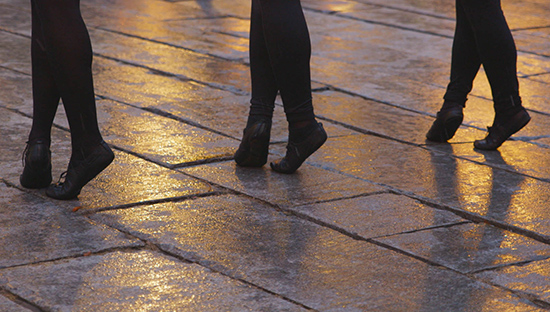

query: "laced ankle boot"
left=270, top=122, right=327, bottom=174
left=46, top=141, right=114, bottom=200
left=20, top=140, right=52, bottom=189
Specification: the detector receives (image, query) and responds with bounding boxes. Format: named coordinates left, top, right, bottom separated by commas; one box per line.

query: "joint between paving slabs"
left=402, top=193, right=550, bottom=245
left=468, top=270, right=550, bottom=310
left=0, top=287, right=44, bottom=312
left=145, top=242, right=319, bottom=311
left=79, top=191, right=224, bottom=215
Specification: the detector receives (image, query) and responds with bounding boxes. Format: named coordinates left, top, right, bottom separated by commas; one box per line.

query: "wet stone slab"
left=427, top=139, right=550, bottom=182
left=375, top=222, right=550, bottom=274
left=0, top=296, right=31, bottom=312
left=97, top=99, right=237, bottom=167
left=0, top=250, right=306, bottom=312
left=293, top=193, right=467, bottom=239
left=91, top=194, right=542, bottom=311
left=299, top=134, right=550, bottom=236
left=0, top=31, right=30, bottom=75
left=92, top=57, right=354, bottom=143
left=181, top=160, right=384, bottom=207
left=313, top=90, right=485, bottom=145
left=475, top=257, right=550, bottom=305
left=71, top=150, right=216, bottom=210
left=0, top=182, right=143, bottom=269
left=0, top=4, right=31, bottom=36
left=0, top=68, right=32, bottom=112
left=96, top=14, right=250, bottom=61
left=89, top=27, right=251, bottom=94
left=0, top=105, right=213, bottom=210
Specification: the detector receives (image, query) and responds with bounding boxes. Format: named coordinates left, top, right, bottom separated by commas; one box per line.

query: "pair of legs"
left=21, top=0, right=114, bottom=199
left=234, top=0, right=327, bottom=173
left=426, top=0, right=530, bottom=149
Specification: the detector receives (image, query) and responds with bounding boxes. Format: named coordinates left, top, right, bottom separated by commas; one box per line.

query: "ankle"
left=289, top=120, right=317, bottom=143
left=440, top=101, right=464, bottom=112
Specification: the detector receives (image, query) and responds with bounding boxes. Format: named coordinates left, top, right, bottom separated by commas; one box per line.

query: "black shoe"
left=270, top=122, right=327, bottom=174
left=234, top=119, right=271, bottom=167
left=474, top=109, right=531, bottom=150
left=20, top=140, right=52, bottom=189
left=426, top=107, right=464, bottom=142
left=46, top=141, right=114, bottom=200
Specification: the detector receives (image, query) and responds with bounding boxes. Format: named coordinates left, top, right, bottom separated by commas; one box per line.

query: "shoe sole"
left=474, top=112, right=531, bottom=150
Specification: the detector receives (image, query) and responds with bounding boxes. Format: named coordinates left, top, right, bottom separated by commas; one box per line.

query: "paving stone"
left=427, top=138, right=550, bottom=181
left=292, top=193, right=467, bottom=239
left=97, top=99, right=237, bottom=167
left=0, top=4, right=31, bottom=36
left=181, top=160, right=383, bottom=207
left=0, top=106, right=213, bottom=210
left=0, top=31, right=30, bottom=75
left=313, top=90, right=485, bottom=145
left=92, top=57, right=354, bottom=142
left=475, top=257, right=550, bottom=305
left=100, top=15, right=250, bottom=61
left=300, top=134, right=550, bottom=236
left=0, top=295, right=31, bottom=312
left=89, top=27, right=251, bottom=94
left=339, top=3, right=455, bottom=37
left=0, top=68, right=32, bottom=113
left=376, top=223, right=550, bottom=274
left=91, top=194, right=542, bottom=311
left=74, top=150, right=216, bottom=210
left=0, top=250, right=306, bottom=312
left=0, top=182, right=143, bottom=269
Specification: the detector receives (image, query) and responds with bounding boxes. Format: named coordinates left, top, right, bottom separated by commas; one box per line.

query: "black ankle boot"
left=20, top=140, right=52, bottom=189
left=426, top=106, right=464, bottom=142
left=46, top=141, right=114, bottom=200
left=234, top=119, right=272, bottom=167
left=474, top=108, right=530, bottom=150
left=270, top=122, right=327, bottom=174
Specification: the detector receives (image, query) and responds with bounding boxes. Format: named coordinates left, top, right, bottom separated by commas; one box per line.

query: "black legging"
left=444, top=0, right=521, bottom=114
left=248, top=0, right=315, bottom=125
left=29, top=0, right=103, bottom=155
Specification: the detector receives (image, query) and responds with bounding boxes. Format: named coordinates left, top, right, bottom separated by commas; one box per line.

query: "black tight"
left=444, top=0, right=522, bottom=116
left=248, top=0, right=315, bottom=127
left=29, top=0, right=103, bottom=156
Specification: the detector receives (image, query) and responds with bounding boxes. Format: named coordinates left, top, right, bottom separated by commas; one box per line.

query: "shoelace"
left=55, top=171, right=68, bottom=185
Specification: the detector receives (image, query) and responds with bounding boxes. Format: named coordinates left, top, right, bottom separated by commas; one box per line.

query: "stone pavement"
left=1, top=0, right=550, bottom=310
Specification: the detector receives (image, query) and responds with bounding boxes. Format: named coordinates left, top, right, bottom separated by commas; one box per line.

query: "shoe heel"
left=20, top=164, right=52, bottom=189
left=235, top=120, right=271, bottom=167
left=443, top=116, right=463, bottom=140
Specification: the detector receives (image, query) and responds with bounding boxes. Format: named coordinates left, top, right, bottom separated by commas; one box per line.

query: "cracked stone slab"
left=292, top=193, right=467, bottom=239
left=0, top=250, right=306, bottom=311
left=375, top=223, right=550, bottom=274
left=0, top=182, right=143, bottom=269
left=181, top=160, right=384, bottom=207
left=475, top=257, right=550, bottom=305
left=91, top=194, right=541, bottom=311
